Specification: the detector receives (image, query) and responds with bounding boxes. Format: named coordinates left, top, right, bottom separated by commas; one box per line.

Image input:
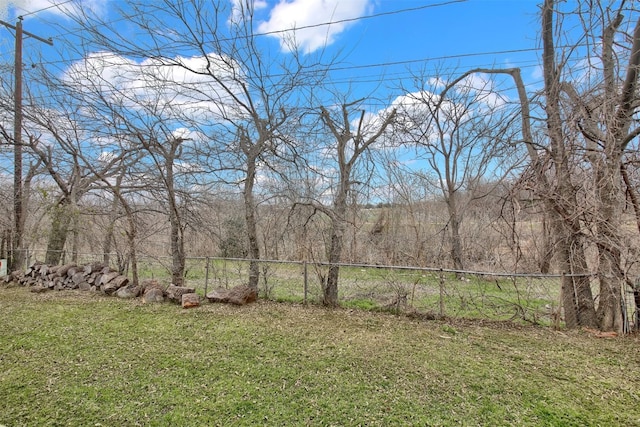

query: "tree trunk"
left=595, top=157, right=625, bottom=332
left=549, top=202, right=598, bottom=329
left=122, top=197, right=139, bottom=286
left=244, top=155, right=260, bottom=291
left=168, top=207, right=185, bottom=286
left=541, top=0, right=597, bottom=329
left=447, top=199, right=464, bottom=271
left=324, top=179, right=348, bottom=307
left=165, top=155, right=185, bottom=286
left=45, top=200, right=72, bottom=265
left=324, top=217, right=345, bottom=307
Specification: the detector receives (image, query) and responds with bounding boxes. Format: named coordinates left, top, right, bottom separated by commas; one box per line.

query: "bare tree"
left=60, top=0, right=327, bottom=290
left=558, top=0, right=640, bottom=331
left=436, top=1, right=640, bottom=331
left=439, top=64, right=599, bottom=329
left=293, top=99, right=396, bottom=306
left=0, top=42, right=145, bottom=274
left=392, top=71, right=521, bottom=271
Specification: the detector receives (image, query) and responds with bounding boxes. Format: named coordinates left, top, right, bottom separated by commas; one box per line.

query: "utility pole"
left=0, top=18, right=53, bottom=271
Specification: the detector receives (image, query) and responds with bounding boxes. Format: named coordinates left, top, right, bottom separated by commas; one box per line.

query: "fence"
left=21, top=250, right=640, bottom=331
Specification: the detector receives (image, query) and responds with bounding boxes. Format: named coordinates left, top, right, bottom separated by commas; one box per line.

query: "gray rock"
left=166, top=284, right=196, bottom=304
left=116, top=284, right=141, bottom=299
left=142, top=287, right=164, bottom=303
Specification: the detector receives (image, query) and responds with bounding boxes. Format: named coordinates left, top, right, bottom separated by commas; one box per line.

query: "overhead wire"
left=252, top=0, right=468, bottom=39
left=19, top=0, right=468, bottom=50
left=0, top=0, right=606, bottom=110
left=12, top=53, right=593, bottom=107
left=23, top=0, right=470, bottom=68
left=14, top=0, right=75, bottom=18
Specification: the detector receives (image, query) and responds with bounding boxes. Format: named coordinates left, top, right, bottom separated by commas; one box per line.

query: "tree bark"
left=244, top=149, right=260, bottom=291
left=591, top=15, right=640, bottom=332
left=447, top=193, right=464, bottom=271
left=594, top=160, right=624, bottom=331
left=541, top=0, right=598, bottom=328
left=324, top=184, right=348, bottom=307
left=45, top=199, right=73, bottom=265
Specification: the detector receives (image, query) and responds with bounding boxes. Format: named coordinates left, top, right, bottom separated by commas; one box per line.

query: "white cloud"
left=0, top=0, right=107, bottom=20
left=257, top=0, right=372, bottom=53
left=229, top=0, right=268, bottom=24
left=63, top=51, right=247, bottom=122
left=457, top=73, right=506, bottom=110
left=98, top=150, right=116, bottom=163
left=427, top=77, right=446, bottom=90
left=172, top=127, right=194, bottom=141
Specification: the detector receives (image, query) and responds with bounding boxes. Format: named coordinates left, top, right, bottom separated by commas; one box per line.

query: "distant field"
left=0, top=286, right=638, bottom=426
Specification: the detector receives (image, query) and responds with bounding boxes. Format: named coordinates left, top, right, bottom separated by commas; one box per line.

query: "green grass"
left=124, top=258, right=562, bottom=325
left=1, top=286, right=639, bottom=426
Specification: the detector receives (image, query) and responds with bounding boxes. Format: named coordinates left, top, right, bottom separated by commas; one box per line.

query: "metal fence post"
left=439, top=268, right=445, bottom=317
left=303, top=261, right=308, bottom=305
left=204, top=257, right=210, bottom=298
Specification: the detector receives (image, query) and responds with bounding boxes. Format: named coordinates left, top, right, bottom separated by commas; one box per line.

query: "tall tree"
left=559, top=1, right=640, bottom=331
left=392, top=71, right=520, bottom=271
left=440, top=0, right=640, bottom=331
left=301, top=99, right=396, bottom=306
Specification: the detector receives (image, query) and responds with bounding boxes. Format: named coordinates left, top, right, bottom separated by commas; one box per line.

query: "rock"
left=116, top=284, right=141, bottom=299
left=78, top=281, right=92, bottom=291
left=141, top=279, right=165, bottom=293
left=206, top=288, right=229, bottom=303
left=66, top=266, right=78, bottom=278
left=166, top=284, right=196, bottom=304
left=56, top=263, right=76, bottom=277
left=206, top=285, right=257, bottom=305
left=142, top=287, right=164, bottom=303
left=37, top=264, right=50, bottom=277
left=83, top=262, right=105, bottom=276
left=228, top=285, right=257, bottom=305
left=30, top=285, right=48, bottom=293
left=112, top=275, right=129, bottom=288
left=181, top=293, right=200, bottom=308
left=102, top=275, right=128, bottom=295
left=100, top=271, right=120, bottom=286
left=72, top=271, right=86, bottom=285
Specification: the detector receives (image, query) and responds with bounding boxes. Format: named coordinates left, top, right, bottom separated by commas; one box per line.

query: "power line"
left=327, top=47, right=543, bottom=73
left=15, top=0, right=75, bottom=18
left=29, top=0, right=468, bottom=67
left=32, top=41, right=543, bottom=74
left=255, top=0, right=468, bottom=39
left=16, top=54, right=586, bottom=106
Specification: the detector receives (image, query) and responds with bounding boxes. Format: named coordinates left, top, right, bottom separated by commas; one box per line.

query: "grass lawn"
left=0, top=286, right=638, bottom=426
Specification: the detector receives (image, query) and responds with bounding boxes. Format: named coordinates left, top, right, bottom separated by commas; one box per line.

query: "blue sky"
left=0, top=0, right=547, bottom=189
left=0, top=0, right=544, bottom=97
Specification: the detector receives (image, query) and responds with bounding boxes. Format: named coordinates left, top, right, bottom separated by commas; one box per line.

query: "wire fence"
left=17, top=250, right=640, bottom=331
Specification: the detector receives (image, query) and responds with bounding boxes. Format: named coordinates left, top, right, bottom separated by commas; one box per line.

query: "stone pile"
left=6, top=262, right=130, bottom=294
left=2, top=262, right=257, bottom=308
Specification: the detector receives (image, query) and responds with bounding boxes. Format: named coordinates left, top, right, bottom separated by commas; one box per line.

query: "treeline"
left=1, top=0, right=640, bottom=332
